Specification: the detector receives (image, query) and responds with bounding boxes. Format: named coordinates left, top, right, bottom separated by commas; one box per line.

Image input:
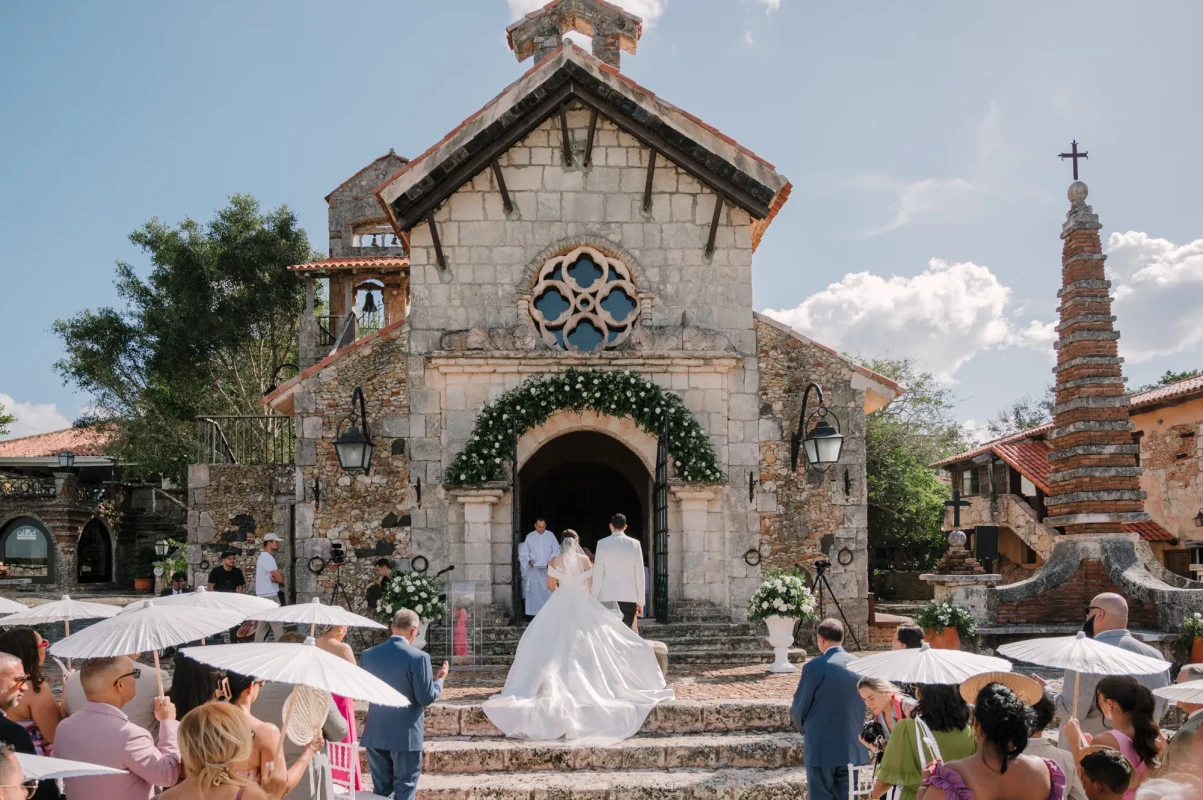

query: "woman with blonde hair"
left=158, top=700, right=269, bottom=800
left=857, top=676, right=917, bottom=753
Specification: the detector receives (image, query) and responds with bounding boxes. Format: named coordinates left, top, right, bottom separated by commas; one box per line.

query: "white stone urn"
left=764, top=615, right=797, bottom=673
left=414, top=619, right=430, bottom=650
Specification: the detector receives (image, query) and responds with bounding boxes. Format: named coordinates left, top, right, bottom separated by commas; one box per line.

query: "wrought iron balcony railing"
left=195, top=415, right=295, bottom=465
left=0, top=476, right=56, bottom=501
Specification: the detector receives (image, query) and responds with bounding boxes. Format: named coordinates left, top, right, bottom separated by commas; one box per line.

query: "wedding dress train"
left=481, top=559, right=673, bottom=743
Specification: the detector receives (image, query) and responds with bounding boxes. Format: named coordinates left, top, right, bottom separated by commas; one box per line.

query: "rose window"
left=530, top=247, right=639, bottom=352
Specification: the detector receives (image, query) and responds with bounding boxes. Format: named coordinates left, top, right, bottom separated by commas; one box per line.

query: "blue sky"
left=2, top=0, right=1201, bottom=439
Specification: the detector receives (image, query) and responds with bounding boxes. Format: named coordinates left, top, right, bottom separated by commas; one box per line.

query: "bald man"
left=0, top=653, right=58, bottom=800
left=54, top=655, right=180, bottom=800
left=0, top=742, right=33, bottom=800
left=1033, top=592, right=1170, bottom=749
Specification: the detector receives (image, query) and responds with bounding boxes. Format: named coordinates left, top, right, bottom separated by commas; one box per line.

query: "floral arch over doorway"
left=444, top=368, right=724, bottom=487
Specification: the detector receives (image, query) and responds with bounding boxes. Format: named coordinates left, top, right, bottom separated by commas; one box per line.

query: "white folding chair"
left=849, top=763, right=878, bottom=800
left=328, top=741, right=359, bottom=793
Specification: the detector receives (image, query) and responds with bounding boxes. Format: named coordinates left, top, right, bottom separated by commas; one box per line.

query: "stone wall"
left=186, top=463, right=294, bottom=593
left=1135, top=401, right=1203, bottom=545
left=994, top=556, right=1158, bottom=627
left=755, top=316, right=870, bottom=637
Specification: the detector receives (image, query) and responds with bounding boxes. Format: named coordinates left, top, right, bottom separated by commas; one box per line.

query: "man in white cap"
left=254, top=533, right=286, bottom=642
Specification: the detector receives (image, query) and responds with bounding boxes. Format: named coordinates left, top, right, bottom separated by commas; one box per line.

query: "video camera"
left=813, top=559, right=831, bottom=574
left=329, top=542, right=345, bottom=566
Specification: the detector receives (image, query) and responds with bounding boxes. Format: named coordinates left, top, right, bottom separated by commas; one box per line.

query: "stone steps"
left=417, top=766, right=809, bottom=800
left=424, top=732, right=805, bottom=773
left=427, top=622, right=765, bottom=643
left=430, top=649, right=806, bottom=667
left=426, top=636, right=783, bottom=656
left=427, top=700, right=793, bottom=738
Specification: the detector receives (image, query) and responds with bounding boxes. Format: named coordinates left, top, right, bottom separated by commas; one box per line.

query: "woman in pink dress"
left=1064, top=676, right=1165, bottom=800
left=316, top=625, right=361, bottom=790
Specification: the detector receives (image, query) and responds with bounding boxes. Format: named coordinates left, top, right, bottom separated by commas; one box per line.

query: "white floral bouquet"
left=915, top=601, right=977, bottom=638
left=377, top=571, right=447, bottom=623
left=1180, top=611, right=1203, bottom=644
left=747, top=569, right=818, bottom=622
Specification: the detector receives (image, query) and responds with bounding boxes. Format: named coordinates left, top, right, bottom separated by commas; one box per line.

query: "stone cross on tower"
left=506, top=0, right=644, bottom=69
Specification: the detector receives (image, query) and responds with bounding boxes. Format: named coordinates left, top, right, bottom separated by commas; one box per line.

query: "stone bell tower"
left=507, top=0, right=643, bottom=68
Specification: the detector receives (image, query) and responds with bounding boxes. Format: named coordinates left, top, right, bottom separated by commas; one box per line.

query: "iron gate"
left=653, top=413, right=670, bottom=622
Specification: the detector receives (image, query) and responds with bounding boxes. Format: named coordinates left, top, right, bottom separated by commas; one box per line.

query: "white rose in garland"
left=444, top=367, right=724, bottom=487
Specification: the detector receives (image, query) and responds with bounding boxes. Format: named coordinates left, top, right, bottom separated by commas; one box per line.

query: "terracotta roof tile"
left=1131, top=374, right=1203, bottom=410
left=287, top=257, right=409, bottom=273
left=932, top=423, right=1055, bottom=469
left=1121, top=520, right=1177, bottom=543
left=993, top=439, right=1053, bottom=495
left=0, top=427, right=111, bottom=458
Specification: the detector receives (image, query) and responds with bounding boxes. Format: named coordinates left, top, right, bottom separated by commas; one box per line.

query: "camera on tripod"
left=813, top=559, right=831, bottom=574
left=329, top=542, right=345, bottom=566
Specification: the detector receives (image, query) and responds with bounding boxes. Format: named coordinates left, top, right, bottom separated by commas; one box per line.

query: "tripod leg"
left=819, top=573, right=862, bottom=651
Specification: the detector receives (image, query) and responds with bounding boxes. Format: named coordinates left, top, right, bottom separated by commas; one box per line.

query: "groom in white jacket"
left=590, top=513, right=645, bottom=629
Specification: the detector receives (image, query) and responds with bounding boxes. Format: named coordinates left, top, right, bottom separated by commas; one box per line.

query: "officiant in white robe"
left=521, top=519, right=560, bottom=617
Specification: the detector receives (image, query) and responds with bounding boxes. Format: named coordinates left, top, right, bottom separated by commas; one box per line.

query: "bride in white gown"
left=482, top=530, right=674, bottom=743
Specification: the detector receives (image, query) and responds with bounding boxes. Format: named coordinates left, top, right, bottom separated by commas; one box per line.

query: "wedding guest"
left=158, top=701, right=271, bottom=800
left=360, top=608, right=448, bottom=800
left=210, top=550, right=248, bottom=641
left=857, top=677, right=916, bottom=754
left=161, top=572, right=190, bottom=596
left=1065, top=677, right=1165, bottom=800
left=66, top=652, right=170, bottom=739
left=0, top=652, right=59, bottom=800
left=520, top=519, right=560, bottom=619
left=315, top=627, right=360, bottom=791
left=874, top=684, right=976, bottom=800
left=0, top=742, right=37, bottom=800
left=1078, top=747, right=1135, bottom=800
left=166, top=652, right=227, bottom=723
left=0, top=628, right=61, bottom=754
left=792, top=619, right=868, bottom=800
left=254, top=535, right=287, bottom=642
left=892, top=623, right=924, bottom=696
left=53, top=654, right=181, bottom=799
left=1035, top=594, right=1169, bottom=749
left=918, top=683, right=1063, bottom=800
left=225, top=670, right=323, bottom=798
left=253, top=635, right=349, bottom=800
left=1028, top=694, right=1088, bottom=800
left=368, top=558, right=394, bottom=614
left=1173, top=664, right=1203, bottom=716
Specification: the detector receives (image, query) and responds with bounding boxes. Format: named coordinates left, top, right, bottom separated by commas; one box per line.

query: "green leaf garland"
left=444, top=368, right=724, bottom=487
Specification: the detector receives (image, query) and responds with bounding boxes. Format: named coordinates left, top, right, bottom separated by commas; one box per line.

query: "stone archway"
left=76, top=518, right=113, bottom=584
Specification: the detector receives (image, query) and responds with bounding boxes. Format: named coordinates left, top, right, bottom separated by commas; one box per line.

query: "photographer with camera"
left=254, top=533, right=287, bottom=642
left=858, top=677, right=917, bottom=761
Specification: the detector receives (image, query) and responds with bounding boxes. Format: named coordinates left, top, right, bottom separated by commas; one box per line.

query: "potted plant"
left=376, top=570, right=448, bottom=649
left=915, top=601, right=976, bottom=650
left=1181, top=611, right=1203, bottom=664
left=747, top=568, right=819, bottom=673
left=133, top=546, right=157, bottom=593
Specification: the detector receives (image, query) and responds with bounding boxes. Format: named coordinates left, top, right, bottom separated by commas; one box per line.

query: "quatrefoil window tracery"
left=530, top=247, right=639, bottom=352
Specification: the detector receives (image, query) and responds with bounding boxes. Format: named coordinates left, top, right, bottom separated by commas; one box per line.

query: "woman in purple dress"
left=919, top=683, right=1065, bottom=800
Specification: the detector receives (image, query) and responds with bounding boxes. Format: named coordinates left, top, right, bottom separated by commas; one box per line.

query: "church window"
left=530, top=247, right=638, bottom=352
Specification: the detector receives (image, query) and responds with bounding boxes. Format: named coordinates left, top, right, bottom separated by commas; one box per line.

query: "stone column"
left=672, top=488, right=716, bottom=602
left=454, top=489, right=504, bottom=587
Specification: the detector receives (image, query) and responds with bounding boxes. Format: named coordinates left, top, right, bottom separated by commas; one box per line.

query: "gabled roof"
left=375, top=42, right=791, bottom=248
left=1128, top=374, right=1203, bottom=412
left=993, top=438, right=1053, bottom=494
left=0, top=427, right=110, bottom=459
left=288, top=257, right=409, bottom=273
left=325, top=150, right=409, bottom=204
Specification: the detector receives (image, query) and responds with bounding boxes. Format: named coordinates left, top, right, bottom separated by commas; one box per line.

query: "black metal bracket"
left=490, top=159, right=513, bottom=214
left=748, top=471, right=757, bottom=503
left=744, top=548, right=762, bottom=567
left=790, top=382, right=823, bottom=472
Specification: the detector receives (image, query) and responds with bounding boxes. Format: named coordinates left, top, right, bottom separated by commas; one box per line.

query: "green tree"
left=54, top=195, right=318, bottom=482
left=0, top=401, right=13, bottom=437
left=859, top=357, right=974, bottom=571
left=986, top=384, right=1055, bottom=438
left=1134, top=368, right=1200, bottom=394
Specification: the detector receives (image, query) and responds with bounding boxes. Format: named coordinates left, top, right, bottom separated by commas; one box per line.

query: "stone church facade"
left=189, top=1, right=899, bottom=634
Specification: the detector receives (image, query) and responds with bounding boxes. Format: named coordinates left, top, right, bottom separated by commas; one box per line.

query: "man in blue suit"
left=360, top=608, right=449, bottom=800
left=792, top=618, right=868, bottom=800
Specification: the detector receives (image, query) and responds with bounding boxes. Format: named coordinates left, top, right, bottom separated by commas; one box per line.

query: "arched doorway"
left=518, top=430, right=651, bottom=603
left=0, top=517, right=54, bottom=585
left=77, top=519, right=113, bottom=584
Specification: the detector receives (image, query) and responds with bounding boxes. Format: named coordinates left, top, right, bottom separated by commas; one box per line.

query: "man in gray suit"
left=1033, top=592, right=1170, bottom=749
left=360, top=608, right=448, bottom=800
left=791, top=618, right=868, bottom=800
left=252, top=634, right=349, bottom=800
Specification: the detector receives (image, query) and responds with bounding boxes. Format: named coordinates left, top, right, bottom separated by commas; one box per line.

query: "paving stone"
left=416, top=768, right=809, bottom=800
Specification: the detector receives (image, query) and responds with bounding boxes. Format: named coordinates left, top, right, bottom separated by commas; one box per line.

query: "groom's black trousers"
left=617, top=601, right=638, bottom=629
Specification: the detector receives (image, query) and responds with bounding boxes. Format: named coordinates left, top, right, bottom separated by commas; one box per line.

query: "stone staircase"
left=424, top=603, right=807, bottom=667
left=417, top=700, right=807, bottom=799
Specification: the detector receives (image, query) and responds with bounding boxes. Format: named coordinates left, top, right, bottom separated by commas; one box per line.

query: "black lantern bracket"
left=789, top=383, right=844, bottom=472
left=334, top=387, right=373, bottom=475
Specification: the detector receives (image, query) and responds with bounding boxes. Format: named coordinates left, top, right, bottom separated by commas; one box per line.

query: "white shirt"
left=255, top=550, right=279, bottom=596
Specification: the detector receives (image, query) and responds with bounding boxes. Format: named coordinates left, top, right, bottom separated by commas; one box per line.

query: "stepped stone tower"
left=1044, top=181, right=1148, bottom=534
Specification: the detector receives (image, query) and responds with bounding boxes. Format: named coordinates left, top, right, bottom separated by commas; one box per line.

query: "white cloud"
left=764, top=258, right=1020, bottom=383
left=1007, top=319, right=1057, bottom=350
left=754, top=0, right=782, bottom=11
left=742, top=28, right=756, bottom=47
left=507, top=0, right=667, bottom=27
left=0, top=393, right=71, bottom=440
left=1105, top=231, right=1203, bottom=363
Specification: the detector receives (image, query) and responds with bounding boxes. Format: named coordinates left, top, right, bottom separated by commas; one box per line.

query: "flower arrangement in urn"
left=1181, top=611, right=1203, bottom=664
left=747, top=569, right=818, bottom=674
left=914, top=601, right=976, bottom=650
left=377, top=571, right=447, bottom=649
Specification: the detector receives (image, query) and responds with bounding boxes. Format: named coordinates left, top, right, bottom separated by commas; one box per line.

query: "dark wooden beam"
left=583, top=108, right=599, bottom=167
left=705, top=194, right=724, bottom=257
left=427, top=212, right=446, bottom=270
left=642, top=149, right=657, bottom=214
left=489, top=160, right=513, bottom=214
left=559, top=108, right=573, bottom=166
